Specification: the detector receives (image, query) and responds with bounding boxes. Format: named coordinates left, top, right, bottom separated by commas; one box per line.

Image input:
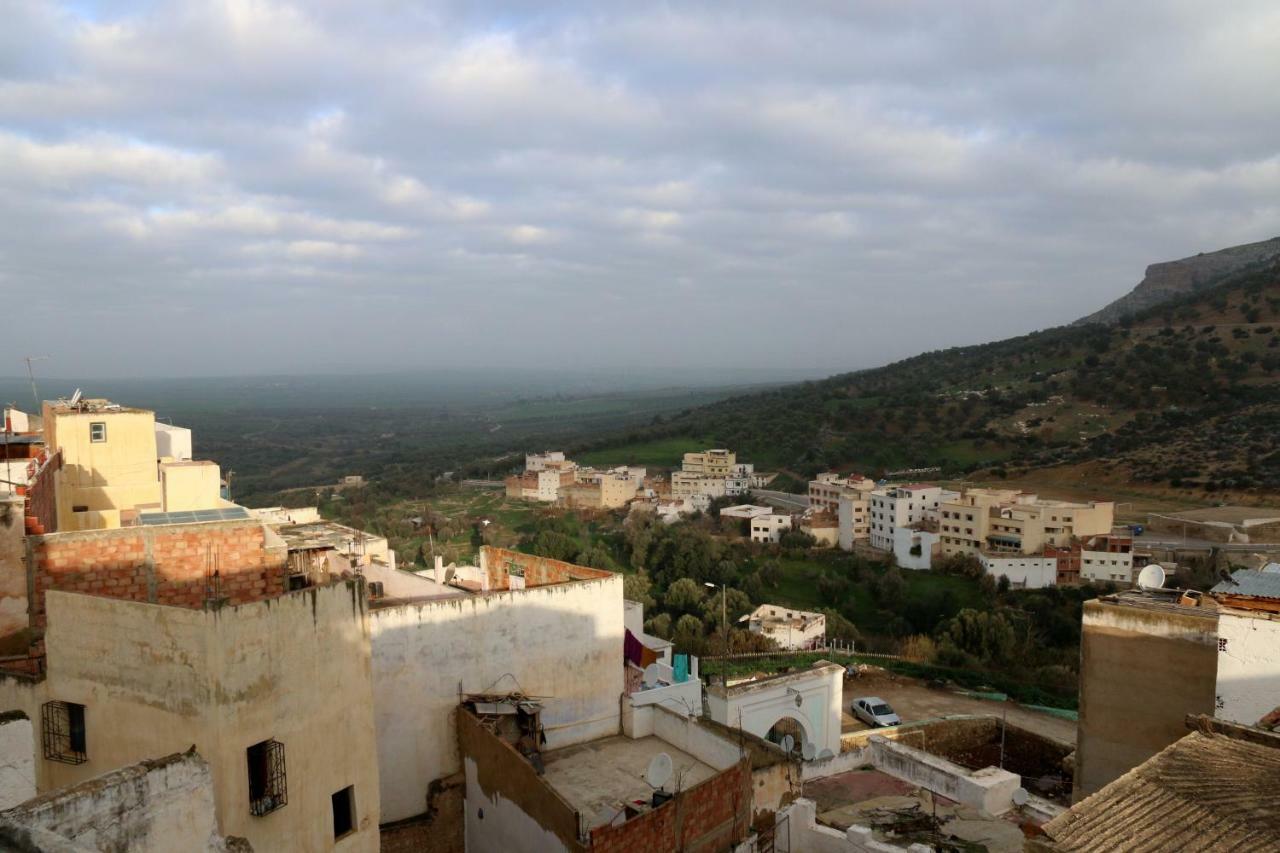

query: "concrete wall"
left=0, top=713, right=34, bottom=810
left=160, top=461, right=223, bottom=512
left=154, top=423, right=193, bottom=462
left=870, top=736, right=1020, bottom=815
left=1216, top=607, right=1280, bottom=727
left=891, top=527, right=937, bottom=571
left=777, top=798, right=932, bottom=853
left=0, top=497, right=28, bottom=643
left=44, top=406, right=163, bottom=532
left=0, top=750, right=237, bottom=852
left=4, top=583, right=381, bottom=852
left=1074, top=599, right=1218, bottom=800
left=707, top=665, right=843, bottom=757
left=369, top=574, right=624, bottom=823
left=979, top=553, right=1057, bottom=589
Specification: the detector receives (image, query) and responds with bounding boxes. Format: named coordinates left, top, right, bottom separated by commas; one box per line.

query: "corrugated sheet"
left=1212, top=569, right=1280, bottom=600
left=1042, top=731, right=1280, bottom=852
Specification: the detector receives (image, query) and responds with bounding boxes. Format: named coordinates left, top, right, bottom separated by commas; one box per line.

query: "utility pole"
left=23, top=356, right=48, bottom=415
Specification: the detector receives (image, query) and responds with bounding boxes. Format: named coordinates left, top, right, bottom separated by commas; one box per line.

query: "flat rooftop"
left=276, top=520, right=379, bottom=551
left=541, top=735, right=717, bottom=830
left=1094, top=589, right=1218, bottom=620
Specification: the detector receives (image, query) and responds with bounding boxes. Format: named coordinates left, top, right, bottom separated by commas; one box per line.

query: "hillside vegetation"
left=579, top=261, right=1280, bottom=498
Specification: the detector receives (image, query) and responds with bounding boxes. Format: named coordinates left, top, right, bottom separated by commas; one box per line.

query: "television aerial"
left=644, top=753, right=673, bottom=791
left=1137, top=564, right=1166, bottom=591
left=69, top=388, right=82, bottom=406
left=779, top=735, right=795, bottom=755
left=801, top=742, right=816, bottom=761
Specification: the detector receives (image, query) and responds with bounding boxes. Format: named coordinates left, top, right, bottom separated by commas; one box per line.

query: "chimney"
left=434, top=555, right=444, bottom=581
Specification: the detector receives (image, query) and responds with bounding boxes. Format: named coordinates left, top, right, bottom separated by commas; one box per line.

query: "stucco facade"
left=368, top=572, right=624, bottom=823
left=1215, top=606, right=1280, bottom=728
left=706, top=663, right=843, bottom=758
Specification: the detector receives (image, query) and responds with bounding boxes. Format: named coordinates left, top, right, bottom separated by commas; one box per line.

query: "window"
left=247, top=739, right=287, bottom=816
left=42, top=701, right=87, bottom=764
left=89, top=422, right=107, bottom=443
left=332, top=786, right=356, bottom=839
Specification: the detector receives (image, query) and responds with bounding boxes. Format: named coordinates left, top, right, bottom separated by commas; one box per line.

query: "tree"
left=937, top=609, right=1017, bottom=667
left=873, top=567, right=906, bottom=608
left=820, top=609, right=861, bottom=645
left=758, top=560, right=782, bottom=589
left=623, top=571, right=655, bottom=610
left=664, top=577, right=705, bottom=615
left=529, top=530, right=579, bottom=562
left=702, top=588, right=753, bottom=632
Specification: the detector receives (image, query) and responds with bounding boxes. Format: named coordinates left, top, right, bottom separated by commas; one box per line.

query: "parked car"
left=851, top=696, right=901, bottom=727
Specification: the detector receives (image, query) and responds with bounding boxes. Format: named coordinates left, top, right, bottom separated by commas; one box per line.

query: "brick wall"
left=479, top=546, right=613, bottom=590
left=25, top=451, right=60, bottom=535
left=29, top=521, right=286, bottom=624
left=589, top=759, right=752, bottom=853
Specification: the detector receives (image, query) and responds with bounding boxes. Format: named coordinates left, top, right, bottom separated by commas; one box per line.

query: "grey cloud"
left=1, top=0, right=1279, bottom=378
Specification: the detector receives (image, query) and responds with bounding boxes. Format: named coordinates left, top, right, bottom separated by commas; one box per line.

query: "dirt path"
left=840, top=672, right=1077, bottom=745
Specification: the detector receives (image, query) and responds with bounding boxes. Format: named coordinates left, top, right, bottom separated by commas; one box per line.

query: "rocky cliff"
left=1077, top=236, right=1280, bottom=325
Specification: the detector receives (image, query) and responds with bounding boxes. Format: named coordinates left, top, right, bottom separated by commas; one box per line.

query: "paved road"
left=751, top=489, right=810, bottom=511
left=1134, top=533, right=1280, bottom=552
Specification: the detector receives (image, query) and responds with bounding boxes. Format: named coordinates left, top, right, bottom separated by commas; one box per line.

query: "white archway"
left=707, top=662, right=843, bottom=758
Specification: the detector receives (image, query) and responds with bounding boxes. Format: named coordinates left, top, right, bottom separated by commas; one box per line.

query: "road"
left=750, top=489, right=810, bottom=511
left=839, top=671, right=1077, bottom=745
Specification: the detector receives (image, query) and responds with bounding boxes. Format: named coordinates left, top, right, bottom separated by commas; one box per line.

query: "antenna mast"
left=23, top=356, right=48, bottom=414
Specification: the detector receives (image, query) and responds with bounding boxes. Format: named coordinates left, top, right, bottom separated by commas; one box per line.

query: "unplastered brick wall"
left=30, top=521, right=285, bottom=623
left=588, top=759, right=752, bottom=853
left=479, top=546, right=613, bottom=591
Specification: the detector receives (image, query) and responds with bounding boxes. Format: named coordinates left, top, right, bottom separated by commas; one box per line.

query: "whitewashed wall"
left=1216, top=608, right=1280, bottom=727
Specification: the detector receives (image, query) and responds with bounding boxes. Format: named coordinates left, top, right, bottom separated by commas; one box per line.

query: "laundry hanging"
left=672, top=654, right=689, bottom=683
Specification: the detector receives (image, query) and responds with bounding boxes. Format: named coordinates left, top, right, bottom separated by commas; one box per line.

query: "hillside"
left=577, top=260, right=1280, bottom=499
left=1076, top=236, right=1280, bottom=325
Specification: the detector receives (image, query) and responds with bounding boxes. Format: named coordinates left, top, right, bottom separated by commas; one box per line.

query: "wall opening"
left=41, top=701, right=86, bottom=765
left=332, top=785, right=356, bottom=839
left=247, top=739, right=288, bottom=816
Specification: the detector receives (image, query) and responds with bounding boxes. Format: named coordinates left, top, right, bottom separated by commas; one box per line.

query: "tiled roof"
left=1041, top=728, right=1280, bottom=852
left=1212, top=569, right=1280, bottom=600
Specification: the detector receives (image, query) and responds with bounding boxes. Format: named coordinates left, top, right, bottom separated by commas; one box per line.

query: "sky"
left=3, top=1, right=1280, bottom=379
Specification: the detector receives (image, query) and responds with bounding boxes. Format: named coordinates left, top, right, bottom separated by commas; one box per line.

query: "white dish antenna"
left=818, top=748, right=834, bottom=760
left=801, top=742, right=816, bottom=761
left=779, top=735, right=795, bottom=755
left=1012, top=787, right=1030, bottom=806
left=1137, top=564, right=1166, bottom=591
left=642, top=663, right=664, bottom=685
left=645, top=752, right=673, bottom=790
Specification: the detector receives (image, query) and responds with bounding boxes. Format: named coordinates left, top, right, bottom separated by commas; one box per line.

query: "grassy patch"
left=576, top=436, right=712, bottom=468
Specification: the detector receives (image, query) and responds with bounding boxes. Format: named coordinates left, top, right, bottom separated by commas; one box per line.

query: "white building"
left=868, top=485, right=958, bottom=551
left=671, top=471, right=728, bottom=501
left=1080, top=549, right=1135, bottom=585
left=706, top=662, right=843, bottom=757
left=978, top=552, right=1058, bottom=589
left=153, top=422, right=192, bottom=461
left=892, top=526, right=940, bottom=571
left=741, top=604, right=826, bottom=650
left=1212, top=571, right=1280, bottom=730
left=524, top=451, right=567, bottom=471
left=808, top=472, right=876, bottom=513
left=719, top=505, right=775, bottom=521
left=750, top=513, right=793, bottom=544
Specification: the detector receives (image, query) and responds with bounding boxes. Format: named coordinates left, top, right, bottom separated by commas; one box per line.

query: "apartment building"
left=938, top=489, right=1114, bottom=559
left=807, top=472, right=876, bottom=512
left=559, top=471, right=637, bottom=509
left=681, top=448, right=736, bottom=477
left=868, top=484, right=958, bottom=552
left=525, top=451, right=568, bottom=471
left=505, top=468, right=576, bottom=502
left=671, top=470, right=727, bottom=500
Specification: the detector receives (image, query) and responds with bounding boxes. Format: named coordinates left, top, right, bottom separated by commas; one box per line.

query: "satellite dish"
left=69, top=388, right=82, bottom=406
left=779, top=735, right=795, bottom=755
left=642, top=663, right=664, bottom=685
left=1137, top=564, right=1166, bottom=591
left=801, top=742, right=816, bottom=761
left=818, top=748, right=834, bottom=760
left=645, top=753, right=673, bottom=790
left=1012, top=787, right=1030, bottom=806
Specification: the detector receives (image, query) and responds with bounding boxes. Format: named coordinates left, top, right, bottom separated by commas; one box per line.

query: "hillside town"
left=0, top=398, right=1274, bottom=852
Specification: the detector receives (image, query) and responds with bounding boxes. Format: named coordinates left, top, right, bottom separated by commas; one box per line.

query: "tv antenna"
left=23, top=356, right=48, bottom=414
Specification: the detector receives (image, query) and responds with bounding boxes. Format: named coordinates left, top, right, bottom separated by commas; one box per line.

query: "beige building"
left=559, top=472, right=637, bottom=509
left=681, top=448, right=735, bottom=477
left=671, top=470, right=727, bottom=500
left=807, top=472, right=876, bottom=513
left=939, top=489, right=1115, bottom=559
left=750, top=513, right=792, bottom=544
left=42, top=398, right=230, bottom=531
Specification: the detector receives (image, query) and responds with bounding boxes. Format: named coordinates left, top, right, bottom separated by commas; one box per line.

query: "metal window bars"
left=247, top=739, right=288, bottom=816
left=42, top=701, right=87, bottom=765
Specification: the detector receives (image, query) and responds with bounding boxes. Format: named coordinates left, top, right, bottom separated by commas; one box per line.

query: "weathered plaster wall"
left=0, top=750, right=238, bottom=852
left=1216, top=608, right=1280, bottom=727
left=779, top=798, right=932, bottom=853
left=1074, top=600, right=1218, bottom=800
left=369, top=575, right=623, bottom=823
left=870, top=736, right=1020, bottom=815
left=707, top=665, right=843, bottom=758
left=0, top=713, right=34, bottom=809
left=0, top=497, right=28, bottom=643
left=30, top=583, right=379, bottom=852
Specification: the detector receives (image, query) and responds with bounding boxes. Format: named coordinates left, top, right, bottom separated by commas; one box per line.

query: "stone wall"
left=0, top=712, right=34, bottom=810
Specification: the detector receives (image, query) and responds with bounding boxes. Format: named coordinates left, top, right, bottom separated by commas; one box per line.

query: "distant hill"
left=579, top=259, right=1280, bottom=497
left=1076, top=236, right=1280, bottom=325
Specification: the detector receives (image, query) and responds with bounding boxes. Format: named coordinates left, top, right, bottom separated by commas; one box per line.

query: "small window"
left=89, top=422, right=107, bottom=443
left=42, top=701, right=87, bottom=764
left=332, top=785, right=356, bottom=839
left=247, top=739, right=287, bottom=816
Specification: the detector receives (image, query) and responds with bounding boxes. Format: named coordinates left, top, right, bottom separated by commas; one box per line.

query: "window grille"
left=247, top=739, right=287, bottom=816
left=42, top=701, right=87, bottom=765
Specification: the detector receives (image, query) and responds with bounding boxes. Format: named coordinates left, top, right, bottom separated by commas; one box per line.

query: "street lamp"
left=705, top=582, right=728, bottom=682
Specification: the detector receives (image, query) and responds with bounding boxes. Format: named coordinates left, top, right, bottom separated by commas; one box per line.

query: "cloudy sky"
left=3, top=1, right=1279, bottom=378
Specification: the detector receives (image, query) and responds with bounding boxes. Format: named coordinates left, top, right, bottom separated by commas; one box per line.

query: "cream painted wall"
left=45, top=406, right=163, bottom=530
left=369, top=576, right=624, bottom=823
left=22, top=584, right=380, bottom=853
left=160, top=461, right=223, bottom=512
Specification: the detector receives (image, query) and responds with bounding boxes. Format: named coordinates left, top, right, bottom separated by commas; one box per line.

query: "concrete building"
left=719, top=504, right=774, bottom=521
left=939, top=489, right=1114, bottom=559
left=1211, top=570, right=1280, bottom=729
left=559, top=471, right=637, bottom=509
left=749, top=512, right=792, bottom=544
left=868, top=485, right=957, bottom=552
left=801, top=510, right=840, bottom=548
left=670, top=471, right=727, bottom=501
left=524, top=451, right=569, bottom=472
left=1073, top=590, right=1219, bottom=800
left=741, top=604, right=826, bottom=651
left=891, top=524, right=941, bottom=571
left=681, top=448, right=735, bottom=478
left=978, top=552, right=1058, bottom=589
left=41, top=398, right=231, bottom=531
left=505, top=468, right=575, bottom=502
left=706, top=661, right=843, bottom=756
left=808, top=472, right=876, bottom=513
left=836, top=493, right=871, bottom=551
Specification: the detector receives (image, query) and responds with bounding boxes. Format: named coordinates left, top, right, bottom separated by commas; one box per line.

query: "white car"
left=851, top=696, right=901, bottom=728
